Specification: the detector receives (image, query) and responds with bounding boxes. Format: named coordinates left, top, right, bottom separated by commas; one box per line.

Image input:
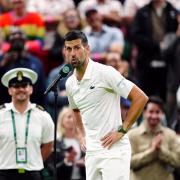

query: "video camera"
left=8, top=27, right=26, bottom=53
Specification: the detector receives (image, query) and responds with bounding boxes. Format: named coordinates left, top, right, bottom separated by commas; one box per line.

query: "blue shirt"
left=83, top=25, right=124, bottom=53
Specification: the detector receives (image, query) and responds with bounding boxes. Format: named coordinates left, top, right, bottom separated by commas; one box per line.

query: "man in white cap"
left=0, top=68, right=54, bottom=180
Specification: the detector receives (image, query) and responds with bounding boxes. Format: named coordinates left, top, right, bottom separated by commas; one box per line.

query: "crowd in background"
left=0, top=0, right=180, bottom=180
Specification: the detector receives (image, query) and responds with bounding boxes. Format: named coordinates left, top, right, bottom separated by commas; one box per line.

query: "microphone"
left=44, top=64, right=72, bottom=95
left=58, top=63, right=72, bottom=78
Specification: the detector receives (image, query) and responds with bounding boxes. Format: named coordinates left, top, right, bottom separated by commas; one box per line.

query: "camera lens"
left=10, top=40, right=24, bottom=52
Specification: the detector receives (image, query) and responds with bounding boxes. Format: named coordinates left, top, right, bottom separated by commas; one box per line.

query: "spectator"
left=0, top=28, right=46, bottom=106
left=45, top=107, right=86, bottom=180
left=123, top=0, right=180, bottom=26
left=83, top=7, right=124, bottom=63
left=27, top=0, right=75, bottom=56
left=48, top=8, right=85, bottom=65
left=123, top=0, right=150, bottom=26
left=162, top=33, right=180, bottom=128
left=0, top=0, right=45, bottom=48
left=78, top=0, right=123, bottom=27
left=105, top=52, right=129, bottom=77
left=57, top=8, right=85, bottom=38
left=128, top=96, right=180, bottom=180
left=121, top=0, right=150, bottom=63
left=130, top=0, right=178, bottom=101
left=27, top=0, right=75, bottom=24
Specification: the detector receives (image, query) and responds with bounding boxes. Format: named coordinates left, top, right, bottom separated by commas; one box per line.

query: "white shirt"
left=27, top=0, right=75, bottom=17
left=0, top=102, right=54, bottom=170
left=66, top=59, right=134, bottom=152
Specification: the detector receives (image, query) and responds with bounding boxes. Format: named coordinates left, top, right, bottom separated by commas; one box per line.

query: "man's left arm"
left=101, top=84, right=148, bottom=149
left=158, top=132, right=180, bottom=168
left=122, top=84, right=148, bottom=131
left=41, top=141, right=54, bottom=161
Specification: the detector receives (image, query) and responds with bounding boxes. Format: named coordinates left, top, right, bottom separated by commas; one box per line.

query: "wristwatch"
left=118, top=125, right=128, bottom=134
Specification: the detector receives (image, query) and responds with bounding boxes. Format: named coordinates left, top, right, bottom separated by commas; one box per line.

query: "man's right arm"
left=72, top=109, right=86, bottom=152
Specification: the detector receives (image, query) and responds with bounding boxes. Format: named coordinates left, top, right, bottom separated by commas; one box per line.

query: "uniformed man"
left=0, top=68, right=54, bottom=180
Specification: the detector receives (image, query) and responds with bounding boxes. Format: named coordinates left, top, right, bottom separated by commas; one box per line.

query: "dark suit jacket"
left=130, top=1, right=178, bottom=70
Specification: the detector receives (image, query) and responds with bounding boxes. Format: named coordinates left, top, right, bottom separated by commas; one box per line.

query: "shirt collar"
left=139, top=120, right=163, bottom=135
left=83, top=59, right=94, bottom=80
left=88, top=25, right=107, bottom=36
left=5, top=102, right=36, bottom=113
left=73, top=58, right=94, bottom=81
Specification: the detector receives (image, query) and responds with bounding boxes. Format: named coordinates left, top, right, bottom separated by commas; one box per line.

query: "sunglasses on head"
left=9, top=82, right=31, bottom=88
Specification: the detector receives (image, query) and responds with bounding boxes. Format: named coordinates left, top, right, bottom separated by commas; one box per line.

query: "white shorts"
left=85, top=146, right=131, bottom=180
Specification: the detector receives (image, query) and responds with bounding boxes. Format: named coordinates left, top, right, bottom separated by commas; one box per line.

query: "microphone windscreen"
left=59, top=64, right=72, bottom=78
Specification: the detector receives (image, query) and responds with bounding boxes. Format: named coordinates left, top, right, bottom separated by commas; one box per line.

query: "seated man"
left=83, top=7, right=124, bottom=63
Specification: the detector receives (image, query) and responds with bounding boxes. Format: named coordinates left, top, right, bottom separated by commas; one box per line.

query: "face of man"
left=86, top=11, right=102, bottom=29
left=8, top=83, right=33, bottom=103
left=64, top=39, right=89, bottom=69
left=144, top=102, right=163, bottom=128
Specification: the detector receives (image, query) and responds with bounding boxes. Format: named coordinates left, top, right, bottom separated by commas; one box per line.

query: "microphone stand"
left=44, top=80, right=60, bottom=180
left=53, top=84, right=58, bottom=180
left=44, top=64, right=72, bottom=180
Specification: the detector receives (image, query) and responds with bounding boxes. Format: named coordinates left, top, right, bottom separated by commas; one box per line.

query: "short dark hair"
left=63, top=30, right=88, bottom=45
left=144, top=95, right=164, bottom=112
left=85, top=8, right=98, bottom=17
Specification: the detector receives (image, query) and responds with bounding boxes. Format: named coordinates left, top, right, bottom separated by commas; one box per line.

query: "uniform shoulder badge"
left=0, top=104, right=5, bottom=110
left=36, top=104, right=45, bottom=111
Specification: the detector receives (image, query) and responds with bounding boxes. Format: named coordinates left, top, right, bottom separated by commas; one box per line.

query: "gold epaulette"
left=0, top=104, right=5, bottom=110
left=36, top=104, right=45, bottom=111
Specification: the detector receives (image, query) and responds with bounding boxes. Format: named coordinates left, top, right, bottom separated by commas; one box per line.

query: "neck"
left=148, top=123, right=161, bottom=133
left=145, top=120, right=160, bottom=133
left=76, top=58, right=89, bottom=81
left=149, top=125, right=156, bottom=132
left=92, top=25, right=102, bottom=32
left=13, top=100, right=29, bottom=113
left=64, top=130, right=76, bottom=138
